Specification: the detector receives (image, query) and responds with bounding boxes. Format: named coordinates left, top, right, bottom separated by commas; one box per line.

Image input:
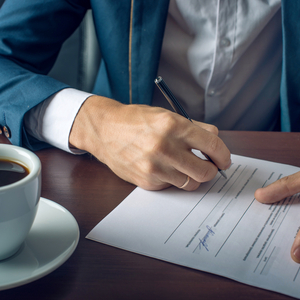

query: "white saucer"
left=0, top=197, right=80, bottom=290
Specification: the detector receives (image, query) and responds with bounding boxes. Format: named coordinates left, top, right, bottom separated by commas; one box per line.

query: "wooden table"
left=1, top=131, right=300, bottom=300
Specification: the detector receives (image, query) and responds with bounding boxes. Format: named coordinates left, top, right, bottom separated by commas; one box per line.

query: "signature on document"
left=198, top=225, right=215, bottom=251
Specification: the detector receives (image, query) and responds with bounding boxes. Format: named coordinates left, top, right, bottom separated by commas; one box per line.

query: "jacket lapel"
left=130, top=0, right=169, bottom=104
left=91, top=0, right=169, bottom=105
left=281, top=0, right=300, bottom=131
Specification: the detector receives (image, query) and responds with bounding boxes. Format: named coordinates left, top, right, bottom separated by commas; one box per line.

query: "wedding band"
left=179, top=176, right=190, bottom=189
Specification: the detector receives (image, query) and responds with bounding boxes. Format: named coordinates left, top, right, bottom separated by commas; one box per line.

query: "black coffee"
left=0, top=159, right=29, bottom=187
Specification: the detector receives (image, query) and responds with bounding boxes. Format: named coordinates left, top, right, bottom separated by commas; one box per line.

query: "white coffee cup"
left=0, top=144, right=41, bottom=260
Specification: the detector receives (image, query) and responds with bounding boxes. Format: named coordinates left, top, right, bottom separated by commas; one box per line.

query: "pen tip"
left=219, top=170, right=227, bottom=179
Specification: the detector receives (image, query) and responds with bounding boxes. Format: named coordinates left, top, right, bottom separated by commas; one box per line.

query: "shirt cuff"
left=23, top=88, right=93, bottom=154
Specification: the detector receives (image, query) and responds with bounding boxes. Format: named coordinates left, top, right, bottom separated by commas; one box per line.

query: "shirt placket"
left=205, top=0, right=237, bottom=121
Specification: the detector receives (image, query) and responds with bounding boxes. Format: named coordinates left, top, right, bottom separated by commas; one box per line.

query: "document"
left=87, top=154, right=300, bottom=298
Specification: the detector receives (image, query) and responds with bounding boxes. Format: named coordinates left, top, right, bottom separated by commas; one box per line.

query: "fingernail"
left=225, top=159, right=232, bottom=169
left=293, top=247, right=300, bottom=262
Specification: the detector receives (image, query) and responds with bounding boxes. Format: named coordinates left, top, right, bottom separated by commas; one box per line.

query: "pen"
left=154, top=76, right=227, bottom=179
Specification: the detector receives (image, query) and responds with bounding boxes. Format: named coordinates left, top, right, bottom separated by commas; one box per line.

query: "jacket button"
left=3, top=126, right=11, bottom=138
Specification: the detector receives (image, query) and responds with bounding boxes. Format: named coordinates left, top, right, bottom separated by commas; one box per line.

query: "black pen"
left=154, top=76, right=227, bottom=179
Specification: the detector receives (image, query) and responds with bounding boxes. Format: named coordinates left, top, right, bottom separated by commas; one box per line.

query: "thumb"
left=291, top=230, right=300, bottom=263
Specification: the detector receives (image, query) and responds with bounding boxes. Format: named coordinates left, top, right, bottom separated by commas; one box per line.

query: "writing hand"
left=69, top=95, right=231, bottom=191
left=255, top=171, right=300, bottom=263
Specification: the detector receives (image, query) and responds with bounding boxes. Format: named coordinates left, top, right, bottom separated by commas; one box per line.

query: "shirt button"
left=3, top=126, right=11, bottom=138
left=220, top=38, right=231, bottom=47
left=207, top=89, right=215, bottom=96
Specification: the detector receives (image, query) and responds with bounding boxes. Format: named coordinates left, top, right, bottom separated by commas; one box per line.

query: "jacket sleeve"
left=0, top=0, right=89, bottom=150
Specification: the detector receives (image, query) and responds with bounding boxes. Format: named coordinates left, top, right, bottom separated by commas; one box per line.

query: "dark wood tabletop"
left=1, top=131, right=300, bottom=300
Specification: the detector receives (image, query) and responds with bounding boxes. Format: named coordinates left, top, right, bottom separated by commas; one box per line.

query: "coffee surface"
left=0, top=159, right=29, bottom=187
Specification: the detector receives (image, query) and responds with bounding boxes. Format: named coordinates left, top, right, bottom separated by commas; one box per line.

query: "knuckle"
left=158, top=112, right=178, bottom=134
left=147, top=133, right=172, bottom=161
left=279, top=176, right=292, bottom=193
left=280, top=176, right=290, bottom=184
left=134, top=164, right=161, bottom=190
left=278, top=176, right=291, bottom=189
left=208, top=124, right=219, bottom=135
left=136, top=172, right=171, bottom=191
left=149, top=137, right=169, bottom=161
left=196, top=164, right=216, bottom=182
left=138, top=181, right=158, bottom=191
left=185, top=181, right=201, bottom=191
left=206, top=135, right=222, bottom=154
left=142, top=159, right=160, bottom=176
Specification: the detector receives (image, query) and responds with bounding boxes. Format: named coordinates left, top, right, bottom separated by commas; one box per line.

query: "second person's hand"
left=255, top=172, right=300, bottom=263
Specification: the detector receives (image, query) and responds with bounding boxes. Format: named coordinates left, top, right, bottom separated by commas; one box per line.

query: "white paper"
left=87, top=154, right=300, bottom=298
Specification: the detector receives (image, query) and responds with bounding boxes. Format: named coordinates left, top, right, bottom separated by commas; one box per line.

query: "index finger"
left=255, top=171, right=300, bottom=204
left=186, top=124, right=231, bottom=171
left=192, top=120, right=219, bottom=136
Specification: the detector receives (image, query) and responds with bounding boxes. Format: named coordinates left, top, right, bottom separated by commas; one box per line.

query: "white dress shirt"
left=24, top=88, right=92, bottom=153
left=24, top=0, right=282, bottom=153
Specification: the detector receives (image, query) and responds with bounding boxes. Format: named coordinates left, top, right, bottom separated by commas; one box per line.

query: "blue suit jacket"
left=0, top=0, right=298, bottom=150
left=280, top=1, right=300, bottom=132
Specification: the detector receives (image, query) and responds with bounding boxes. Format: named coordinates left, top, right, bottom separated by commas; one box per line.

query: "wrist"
left=69, top=95, right=123, bottom=160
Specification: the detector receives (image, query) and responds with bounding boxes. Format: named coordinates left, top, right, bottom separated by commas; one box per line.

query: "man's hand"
left=69, top=95, right=231, bottom=191
left=255, top=171, right=300, bottom=263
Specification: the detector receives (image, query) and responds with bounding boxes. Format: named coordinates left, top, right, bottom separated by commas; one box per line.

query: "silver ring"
left=179, top=176, right=190, bottom=189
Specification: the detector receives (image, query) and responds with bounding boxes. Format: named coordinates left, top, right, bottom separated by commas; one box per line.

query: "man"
left=0, top=0, right=300, bottom=262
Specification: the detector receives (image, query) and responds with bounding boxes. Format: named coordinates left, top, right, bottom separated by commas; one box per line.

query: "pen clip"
left=154, top=76, right=191, bottom=121
left=155, top=77, right=179, bottom=114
